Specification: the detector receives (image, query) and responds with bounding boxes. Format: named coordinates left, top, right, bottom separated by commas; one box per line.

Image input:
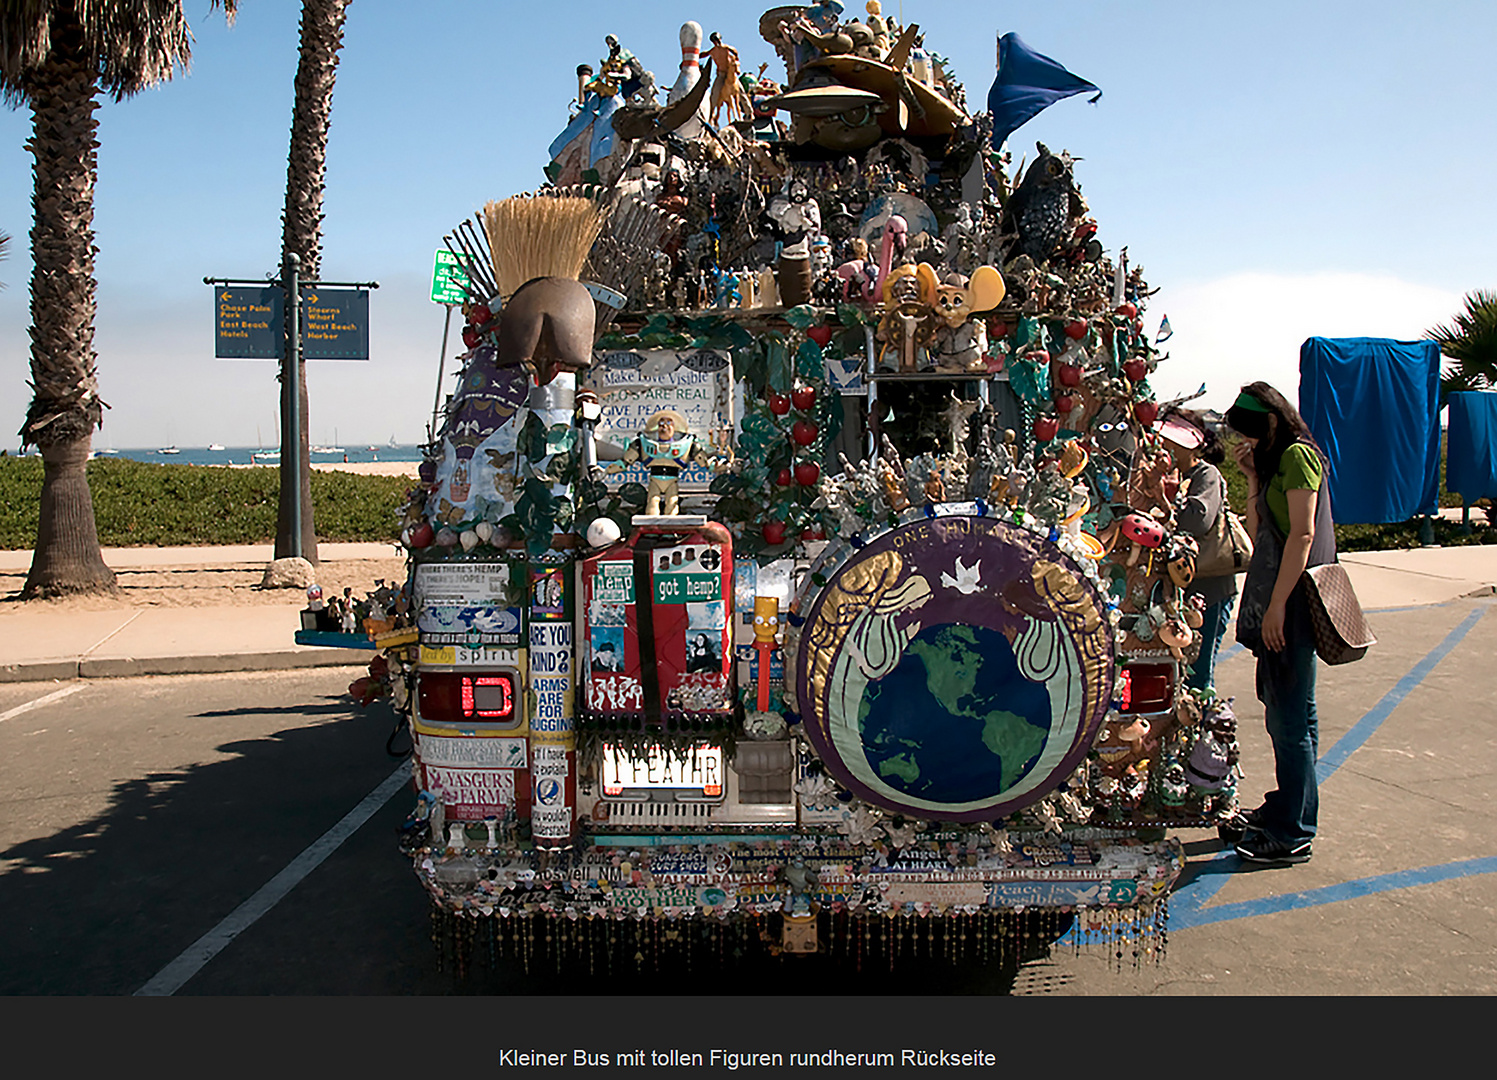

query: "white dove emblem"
left=941, top=556, right=983, bottom=595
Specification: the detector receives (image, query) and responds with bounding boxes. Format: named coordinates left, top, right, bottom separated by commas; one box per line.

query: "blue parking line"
left=1170, top=856, right=1497, bottom=930
left=1169, top=605, right=1488, bottom=922
left=1317, top=606, right=1487, bottom=781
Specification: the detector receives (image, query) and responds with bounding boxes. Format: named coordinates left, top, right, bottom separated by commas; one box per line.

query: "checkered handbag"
left=1302, top=563, right=1376, bottom=665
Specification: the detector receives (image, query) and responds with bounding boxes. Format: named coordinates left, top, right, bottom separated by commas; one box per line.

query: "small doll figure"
left=607, top=409, right=713, bottom=516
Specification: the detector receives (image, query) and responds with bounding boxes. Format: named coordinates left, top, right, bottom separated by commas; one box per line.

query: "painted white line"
left=135, top=762, right=411, bottom=997
left=0, top=683, right=85, bottom=725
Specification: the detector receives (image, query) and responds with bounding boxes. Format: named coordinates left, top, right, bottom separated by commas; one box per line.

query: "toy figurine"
left=764, top=177, right=823, bottom=307
left=876, top=262, right=938, bottom=372
left=929, top=267, right=1006, bottom=372
left=606, top=408, right=714, bottom=516
left=752, top=596, right=780, bottom=712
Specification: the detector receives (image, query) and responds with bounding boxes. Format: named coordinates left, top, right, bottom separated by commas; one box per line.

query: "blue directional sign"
left=215, top=286, right=284, bottom=359
left=300, top=288, right=370, bottom=360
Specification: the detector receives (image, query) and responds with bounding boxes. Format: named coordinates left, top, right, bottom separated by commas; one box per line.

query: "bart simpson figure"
left=752, top=595, right=781, bottom=711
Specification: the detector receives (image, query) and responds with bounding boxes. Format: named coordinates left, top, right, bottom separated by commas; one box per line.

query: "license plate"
left=602, top=744, right=724, bottom=799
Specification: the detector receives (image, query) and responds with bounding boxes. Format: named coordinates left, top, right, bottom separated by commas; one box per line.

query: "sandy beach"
left=220, top=459, right=421, bottom=478
left=311, top=460, right=420, bottom=478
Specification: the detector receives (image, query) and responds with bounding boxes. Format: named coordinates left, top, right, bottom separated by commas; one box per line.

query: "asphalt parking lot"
left=1, top=597, right=1492, bottom=995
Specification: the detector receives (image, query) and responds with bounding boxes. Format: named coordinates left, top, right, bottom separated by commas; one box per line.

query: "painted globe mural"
left=794, top=514, right=1113, bottom=821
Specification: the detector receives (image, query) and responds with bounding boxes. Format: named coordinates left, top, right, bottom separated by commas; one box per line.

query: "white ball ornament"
left=586, top=517, right=623, bottom=548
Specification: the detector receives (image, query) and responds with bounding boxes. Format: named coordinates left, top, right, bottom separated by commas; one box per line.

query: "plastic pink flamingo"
left=873, top=214, right=908, bottom=298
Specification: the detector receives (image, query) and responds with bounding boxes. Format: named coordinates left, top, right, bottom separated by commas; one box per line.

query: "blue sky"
left=2, top=0, right=1493, bottom=449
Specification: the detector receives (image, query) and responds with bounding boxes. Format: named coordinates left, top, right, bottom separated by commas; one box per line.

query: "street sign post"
left=205, top=270, right=378, bottom=561
left=431, top=249, right=473, bottom=305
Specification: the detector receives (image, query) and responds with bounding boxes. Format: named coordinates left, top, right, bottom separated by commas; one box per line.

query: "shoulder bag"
left=1301, top=563, right=1376, bottom=665
left=1195, top=474, right=1253, bottom=578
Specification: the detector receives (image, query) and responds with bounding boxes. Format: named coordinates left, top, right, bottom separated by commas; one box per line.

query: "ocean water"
left=94, top=444, right=424, bottom=467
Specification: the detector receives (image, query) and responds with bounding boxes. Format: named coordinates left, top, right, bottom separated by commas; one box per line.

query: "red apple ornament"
left=795, top=461, right=820, bottom=486
left=806, top=325, right=834, bottom=347
left=1033, top=416, right=1060, bottom=442
left=1116, top=302, right=1138, bottom=319
left=1123, top=358, right=1148, bottom=382
left=1058, top=363, right=1082, bottom=388
left=1064, top=319, right=1088, bottom=340
left=467, top=302, right=492, bottom=326
left=775, top=468, right=793, bottom=487
left=1134, top=400, right=1159, bottom=425
left=768, top=392, right=791, bottom=416
left=792, top=420, right=818, bottom=446
left=792, top=385, right=817, bottom=410
left=1054, top=393, right=1076, bottom=415
left=762, top=520, right=787, bottom=545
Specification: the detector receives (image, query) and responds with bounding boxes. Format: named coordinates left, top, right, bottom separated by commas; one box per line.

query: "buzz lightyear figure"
left=607, top=408, right=712, bottom=516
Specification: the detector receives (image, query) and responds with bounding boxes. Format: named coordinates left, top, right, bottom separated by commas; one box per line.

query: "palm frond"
left=1, top=1, right=236, bottom=103
left=1429, top=289, right=1497, bottom=394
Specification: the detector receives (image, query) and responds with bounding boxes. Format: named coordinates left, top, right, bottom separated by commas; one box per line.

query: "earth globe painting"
left=795, top=515, right=1113, bottom=822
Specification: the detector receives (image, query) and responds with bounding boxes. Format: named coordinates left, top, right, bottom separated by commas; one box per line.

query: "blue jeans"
left=1254, top=642, right=1319, bottom=843
left=1187, top=596, right=1234, bottom=691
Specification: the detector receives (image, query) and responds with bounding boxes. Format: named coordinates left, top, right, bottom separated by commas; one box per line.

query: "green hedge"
left=0, top=457, right=409, bottom=549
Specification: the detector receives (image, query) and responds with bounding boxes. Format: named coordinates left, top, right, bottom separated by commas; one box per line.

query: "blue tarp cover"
left=1445, top=392, right=1497, bottom=503
left=1298, top=337, right=1441, bottom=524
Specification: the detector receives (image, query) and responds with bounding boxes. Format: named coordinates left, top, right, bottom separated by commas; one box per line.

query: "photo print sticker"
left=590, top=626, right=626, bottom=673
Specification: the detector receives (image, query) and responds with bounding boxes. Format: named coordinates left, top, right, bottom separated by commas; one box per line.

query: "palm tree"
left=1, top=1, right=234, bottom=598
left=275, top=0, right=352, bottom=563
left=1430, top=289, right=1497, bottom=395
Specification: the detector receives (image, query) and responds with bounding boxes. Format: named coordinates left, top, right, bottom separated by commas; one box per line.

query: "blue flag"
left=987, top=34, right=1101, bottom=149
left=1155, top=316, right=1173, bottom=343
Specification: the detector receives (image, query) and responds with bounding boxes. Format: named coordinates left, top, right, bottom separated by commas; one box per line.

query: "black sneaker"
left=1215, top=806, right=1264, bottom=845
left=1235, top=831, right=1312, bottom=864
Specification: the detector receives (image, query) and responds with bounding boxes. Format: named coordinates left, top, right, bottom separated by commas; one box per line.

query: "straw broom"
left=482, top=194, right=606, bottom=300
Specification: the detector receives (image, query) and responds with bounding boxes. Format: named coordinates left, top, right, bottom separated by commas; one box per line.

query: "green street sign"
left=430, top=249, right=473, bottom=305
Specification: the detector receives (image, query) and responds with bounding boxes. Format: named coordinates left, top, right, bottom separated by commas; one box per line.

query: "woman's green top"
left=1264, top=443, right=1324, bottom=536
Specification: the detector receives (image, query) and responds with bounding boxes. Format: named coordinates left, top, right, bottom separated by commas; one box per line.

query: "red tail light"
left=1118, top=662, right=1174, bottom=714
left=418, top=671, right=516, bottom=724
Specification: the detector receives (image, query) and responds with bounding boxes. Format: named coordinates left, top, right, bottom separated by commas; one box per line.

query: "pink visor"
left=1157, top=416, right=1205, bottom=450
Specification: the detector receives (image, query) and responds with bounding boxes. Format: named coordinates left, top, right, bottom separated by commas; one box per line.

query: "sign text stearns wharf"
left=214, top=286, right=369, bottom=360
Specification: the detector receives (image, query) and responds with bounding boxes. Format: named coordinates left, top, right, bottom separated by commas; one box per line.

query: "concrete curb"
left=0, top=648, right=372, bottom=684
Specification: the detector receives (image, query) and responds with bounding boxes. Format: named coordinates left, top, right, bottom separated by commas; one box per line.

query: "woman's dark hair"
left=1225, top=381, right=1325, bottom=482
left=1161, top=405, right=1224, bottom=465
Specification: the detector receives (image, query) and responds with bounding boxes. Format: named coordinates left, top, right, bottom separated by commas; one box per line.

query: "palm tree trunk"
left=276, top=0, right=352, bottom=563
left=20, top=9, right=115, bottom=598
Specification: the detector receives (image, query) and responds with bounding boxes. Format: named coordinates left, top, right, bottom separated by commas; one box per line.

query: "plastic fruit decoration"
left=407, top=521, right=435, bottom=549
left=794, top=462, right=820, bottom=486
left=792, top=420, right=819, bottom=446
left=1058, top=363, right=1082, bottom=388
left=762, top=520, right=787, bottom=545
left=806, top=325, right=834, bottom=347
left=775, top=468, right=793, bottom=487
left=1123, top=358, right=1148, bottom=382
left=1064, top=319, right=1088, bottom=340
left=768, top=392, right=791, bottom=416
left=1054, top=393, right=1076, bottom=415
left=1133, top=400, right=1159, bottom=425
left=461, top=326, right=482, bottom=349
left=467, top=302, right=493, bottom=326
left=1116, top=302, right=1138, bottom=319
left=792, top=385, right=817, bottom=410
left=1033, top=415, right=1060, bottom=442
